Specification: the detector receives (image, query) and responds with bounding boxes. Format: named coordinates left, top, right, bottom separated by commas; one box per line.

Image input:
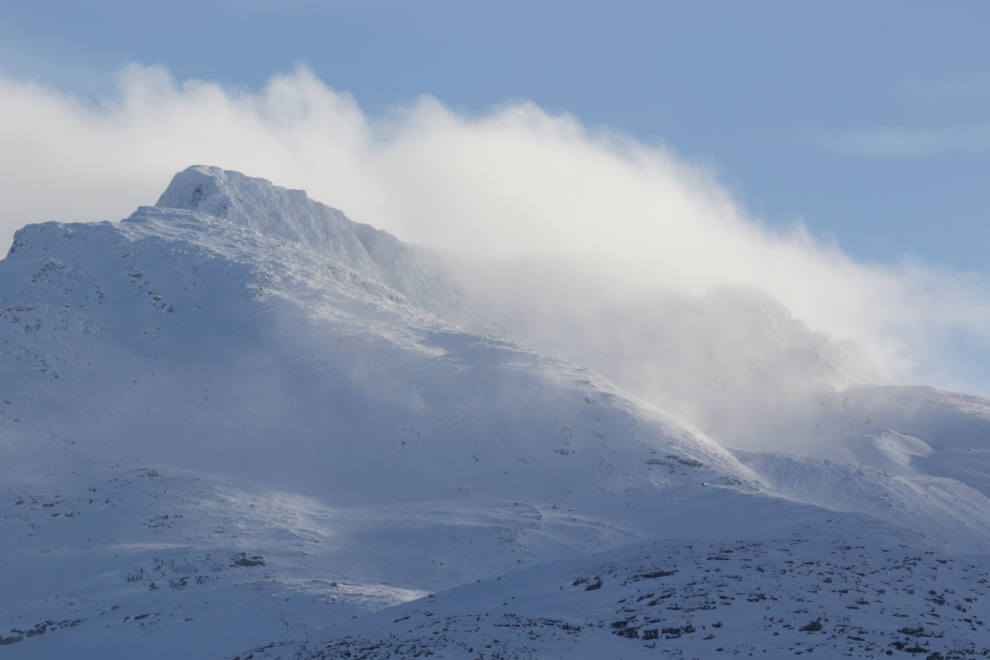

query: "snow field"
left=1, top=167, right=989, bottom=659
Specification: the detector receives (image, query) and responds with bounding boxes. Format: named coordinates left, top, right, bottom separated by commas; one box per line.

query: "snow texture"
left=0, top=166, right=987, bottom=659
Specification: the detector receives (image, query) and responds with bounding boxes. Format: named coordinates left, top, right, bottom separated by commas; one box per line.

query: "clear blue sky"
left=2, top=0, right=989, bottom=272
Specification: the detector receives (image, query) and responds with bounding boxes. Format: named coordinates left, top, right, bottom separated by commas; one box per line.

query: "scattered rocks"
left=231, top=552, right=266, bottom=568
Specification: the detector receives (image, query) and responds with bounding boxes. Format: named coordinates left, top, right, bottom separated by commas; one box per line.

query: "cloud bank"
left=1, top=63, right=989, bottom=395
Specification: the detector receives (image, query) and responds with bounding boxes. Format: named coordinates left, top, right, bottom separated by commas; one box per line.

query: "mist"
left=2, top=62, right=990, bottom=407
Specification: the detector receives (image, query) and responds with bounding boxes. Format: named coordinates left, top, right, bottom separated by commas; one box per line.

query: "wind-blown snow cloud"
left=1, top=63, right=989, bottom=395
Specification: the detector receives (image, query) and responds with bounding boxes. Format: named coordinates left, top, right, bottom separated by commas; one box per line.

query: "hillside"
left=0, top=167, right=987, bottom=659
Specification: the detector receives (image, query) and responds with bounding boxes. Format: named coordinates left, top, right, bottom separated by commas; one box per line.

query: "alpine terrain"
left=1, top=166, right=988, bottom=659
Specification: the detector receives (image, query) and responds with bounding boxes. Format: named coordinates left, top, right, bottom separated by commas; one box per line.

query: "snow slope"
left=0, top=167, right=988, bottom=658
left=153, top=167, right=990, bottom=497
left=153, top=167, right=894, bottom=451
left=155, top=165, right=504, bottom=336
left=256, top=530, right=989, bottom=660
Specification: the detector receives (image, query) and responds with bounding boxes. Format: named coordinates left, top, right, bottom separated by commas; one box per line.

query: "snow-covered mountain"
left=1, top=167, right=987, bottom=659
left=153, top=168, right=893, bottom=436
left=155, top=166, right=506, bottom=336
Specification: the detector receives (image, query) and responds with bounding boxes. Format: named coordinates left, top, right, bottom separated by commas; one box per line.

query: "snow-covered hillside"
left=155, top=166, right=507, bottom=337
left=1, top=167, right=988, bottom=659
left=257, top=531, right=989, bottom=660
left=152, top=167, right=895, bottom=452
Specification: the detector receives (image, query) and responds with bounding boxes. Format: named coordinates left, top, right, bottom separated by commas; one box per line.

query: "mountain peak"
left=3, top=165, right=990, bottom=659
left=155, top=165, right=236, bottom=217
left=156, top=165, right=384, bottom=276
left=156, top=165, right=324, bottom=232
left=154, top=165, right=480, bottom=331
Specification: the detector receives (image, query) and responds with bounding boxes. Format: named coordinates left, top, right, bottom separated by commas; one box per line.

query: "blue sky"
left=2, top=0, right=988, bottom=272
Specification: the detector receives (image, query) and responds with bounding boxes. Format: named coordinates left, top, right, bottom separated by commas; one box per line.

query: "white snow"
left=0, top=166, right=987, bottom=659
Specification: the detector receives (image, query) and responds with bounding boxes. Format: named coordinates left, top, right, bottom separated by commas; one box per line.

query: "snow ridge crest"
left=155, top=165, right=485, bottom=332
left=155, top=165, right=398, bottom=279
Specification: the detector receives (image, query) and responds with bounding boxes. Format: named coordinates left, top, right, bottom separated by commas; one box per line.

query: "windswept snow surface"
left=0, top=166, right=988, bottom=659
left=152, top=167, right=896, bottom=447
left=155, top=166, right=502, bottom=336
left=241, top=530, right=990, bottom=660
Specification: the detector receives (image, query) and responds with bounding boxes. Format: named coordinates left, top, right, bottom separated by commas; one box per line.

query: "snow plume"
left=1, top=62, right=989, bottom=406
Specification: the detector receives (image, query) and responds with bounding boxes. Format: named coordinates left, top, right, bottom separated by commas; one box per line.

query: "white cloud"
left=1, top=63, right=989, bottom=396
